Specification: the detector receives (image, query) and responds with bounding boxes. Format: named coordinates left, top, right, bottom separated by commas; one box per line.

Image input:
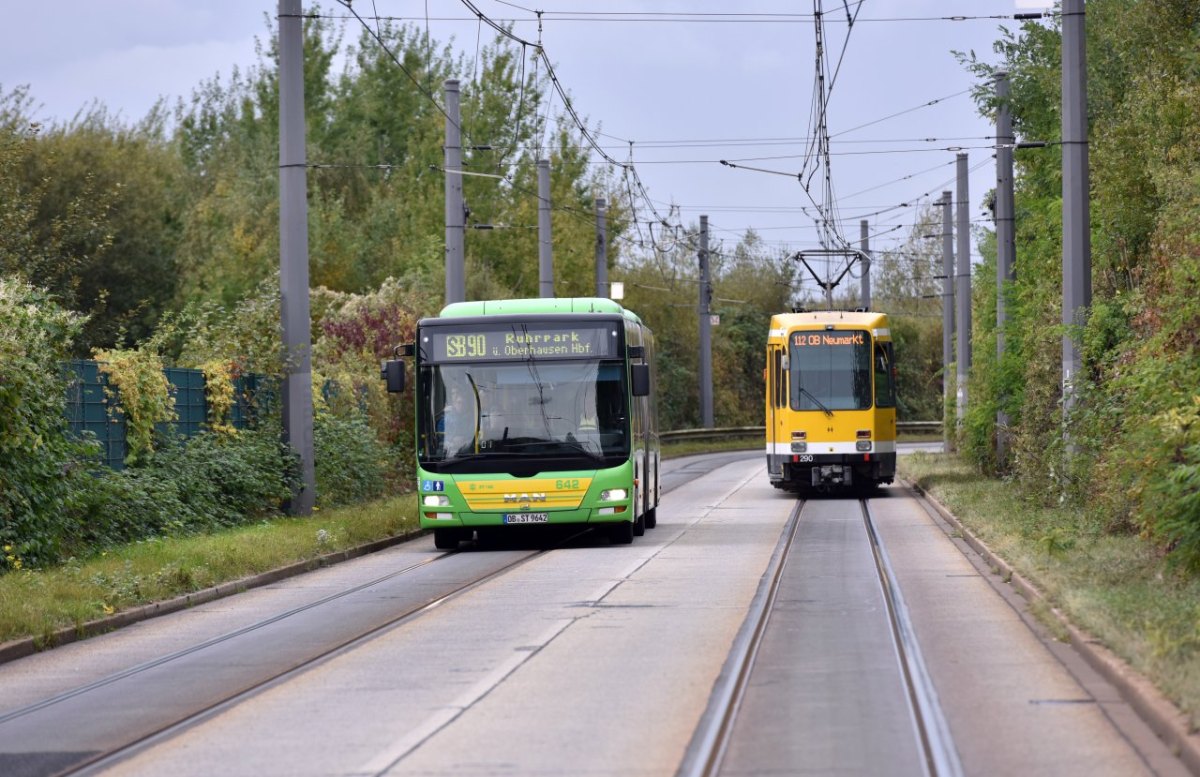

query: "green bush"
left=0, top=277, right=90, bottom=568
left=314, top=412, right=387, bottom=507
left=150, top=426, right=296, bottom=527
left=65, top=426, right=297, bottom=553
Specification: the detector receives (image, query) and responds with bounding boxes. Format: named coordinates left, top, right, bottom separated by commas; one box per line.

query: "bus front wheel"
left=609, top=520, right=634, bottom=545
left=434, top=528, right=462, bottom=550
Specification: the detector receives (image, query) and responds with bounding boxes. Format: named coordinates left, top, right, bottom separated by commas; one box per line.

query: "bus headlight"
left=423, top=494, right=451, bottom=507
left=791, top=442, right=807, bottom=453
left=599, top=488, right=627, bottom=502
left=856, top=440, right=872, bottom=452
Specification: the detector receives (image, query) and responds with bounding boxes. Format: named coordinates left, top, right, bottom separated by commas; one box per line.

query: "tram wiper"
left=797, top=386, right=835, bottom=418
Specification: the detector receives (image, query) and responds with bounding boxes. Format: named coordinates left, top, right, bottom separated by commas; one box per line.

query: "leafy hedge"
left=68, top=426, right=297, bottom=549
left=958, top=1, right=1200, bottom=569
left=0, top=273, right=411, bottom=572
left=0, top=278, right=91, bottom=567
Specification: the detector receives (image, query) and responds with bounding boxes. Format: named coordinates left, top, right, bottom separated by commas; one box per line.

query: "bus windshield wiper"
left=797, top=386, right=835, bottom=418
left=554, top=438, right=605, bottom=462
left=505, top=438, right=604, bottom=462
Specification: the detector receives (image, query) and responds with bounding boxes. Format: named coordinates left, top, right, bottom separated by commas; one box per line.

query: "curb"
left=906, top=479, right=1200, bottom=774
left=0, top=529, right=427, bottom=667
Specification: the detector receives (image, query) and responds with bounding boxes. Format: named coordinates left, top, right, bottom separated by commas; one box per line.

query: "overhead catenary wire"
left=329, top=0, right=681, bottom=255
left=457, top=0, right=678, bottom=239
left=309, top=9, right=1048, bottom=25
left=310, top=2, right=1012, bottom=268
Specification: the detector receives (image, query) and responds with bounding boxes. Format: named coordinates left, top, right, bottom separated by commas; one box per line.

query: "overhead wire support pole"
left=444, top=79, right=465, bottom=305
left=595, top=198, right=608, bottom=298
left=698, top=215, right=714, bottom=428
left=1061, top=0, right=1091, bottom=436
left=860, top=219, right=871, bottom=309
left=278, top=0, right=315, bottom=514
left=955, top=153, right=971, bottom=429
left=994, top=72, right=1016, bottom=463
left=538, top=159, right=553, bottom=298
left=940, top=190, right=955, bottom=452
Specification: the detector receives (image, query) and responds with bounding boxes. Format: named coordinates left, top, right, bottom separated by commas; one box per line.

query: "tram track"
left=861, top=498, right=963, bottom=777
left=678, top=497, right=805, bottom=777
left=4, top=454, right=740, bottom=777
left=680, top=496, right=963, bottom=777
left=0, top=541, right=569, bottom=777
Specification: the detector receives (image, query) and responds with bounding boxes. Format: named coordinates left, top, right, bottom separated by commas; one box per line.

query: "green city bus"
left=382, top=297, right=660, bottom=549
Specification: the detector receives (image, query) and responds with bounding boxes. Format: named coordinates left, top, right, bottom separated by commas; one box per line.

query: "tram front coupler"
left=811, top=464, right=853, bottom=489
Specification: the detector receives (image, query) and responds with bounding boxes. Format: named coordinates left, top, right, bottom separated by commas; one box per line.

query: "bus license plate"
left=504, top=513, right=548, bottom=524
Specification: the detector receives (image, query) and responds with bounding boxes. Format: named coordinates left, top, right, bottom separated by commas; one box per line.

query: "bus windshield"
left=418, top=360, right=629, bottom=467
left=789, top=330, right=873, bottom=411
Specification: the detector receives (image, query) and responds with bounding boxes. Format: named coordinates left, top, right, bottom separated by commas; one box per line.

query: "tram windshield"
left=788, top=329, right=873, bottom=411
left=418, top=360, right=629, bottom=467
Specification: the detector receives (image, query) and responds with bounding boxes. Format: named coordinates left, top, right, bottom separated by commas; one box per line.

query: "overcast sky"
left=2, top=1, right=1057, bottom=283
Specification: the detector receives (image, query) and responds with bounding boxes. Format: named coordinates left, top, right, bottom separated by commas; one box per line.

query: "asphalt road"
left=0, top=448, right=1187, bottom=777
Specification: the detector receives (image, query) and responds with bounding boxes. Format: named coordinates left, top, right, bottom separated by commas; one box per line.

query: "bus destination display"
left=430, top=326, right=617, bottom=361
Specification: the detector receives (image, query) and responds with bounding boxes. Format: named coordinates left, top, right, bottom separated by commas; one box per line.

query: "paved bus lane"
left=101, top=458, right=793, bottom=777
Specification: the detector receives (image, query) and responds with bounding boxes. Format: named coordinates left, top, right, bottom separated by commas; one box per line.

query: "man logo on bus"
left=504, top=493, right=548, bottom=503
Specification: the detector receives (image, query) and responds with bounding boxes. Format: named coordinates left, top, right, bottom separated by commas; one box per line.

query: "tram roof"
left=438, top=297, right=644, bottom=324
left=770, top=309, right=891, bottom=334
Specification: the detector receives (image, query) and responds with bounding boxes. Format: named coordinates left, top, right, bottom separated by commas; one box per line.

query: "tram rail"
left=0, top=541, right=564, bottom=777
left=680, top=497, right=963, bottom=777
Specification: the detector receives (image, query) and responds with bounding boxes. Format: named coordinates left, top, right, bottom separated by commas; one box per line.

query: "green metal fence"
left=64, top=360, right=267, bottom=470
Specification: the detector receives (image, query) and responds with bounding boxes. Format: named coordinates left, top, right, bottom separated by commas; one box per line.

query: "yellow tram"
left=765, top=309, right=897, bottom=492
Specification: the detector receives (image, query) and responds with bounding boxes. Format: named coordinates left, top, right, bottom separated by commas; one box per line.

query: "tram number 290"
left=797, top=454, right=814, bottom=463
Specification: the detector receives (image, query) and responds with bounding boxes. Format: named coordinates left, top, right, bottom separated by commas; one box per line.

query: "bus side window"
left=874, top=342, right=896, bottom=408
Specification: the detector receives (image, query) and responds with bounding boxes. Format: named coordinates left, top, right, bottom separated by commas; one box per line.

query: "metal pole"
left=595, top=197, right=608, bottom=297
left=859, top=219, right=871, bottom=309
left=955, top=153, right=971, bottom=427
left=537, top=159, right=553, bottom=298
left=1062, top=0, right=1091, bottom=424
left=698, top=215, right=714, bottom=428
left=278, top=0, right=315, bottom=514
left=443, top=79, right=465, bottom=305
left=995, top=72, right=1016, bottom=461
left=941, top=191, right=955, bottom=451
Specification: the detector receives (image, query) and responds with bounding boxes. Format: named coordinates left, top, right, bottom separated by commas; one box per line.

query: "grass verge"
left=900, top=451, right=1200, bottom=730
left=0, top=441, right=754, bottom=650
left=0, top=496, right=419, bottom=648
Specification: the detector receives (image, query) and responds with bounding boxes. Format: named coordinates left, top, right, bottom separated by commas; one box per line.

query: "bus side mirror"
left=381, top=360, right=406, bottom=393
left=631, top=364, right=650, bottom=397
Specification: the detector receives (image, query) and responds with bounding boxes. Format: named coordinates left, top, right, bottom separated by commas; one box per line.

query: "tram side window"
left=772, top=349, right=786, bottom=408
left=874, top=342, right=896, bottom=408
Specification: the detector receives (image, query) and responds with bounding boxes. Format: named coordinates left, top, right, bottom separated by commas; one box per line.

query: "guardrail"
left=897, top=421, right=943, bottom=434
left=660, top=421, right=943, bottom=444
left=660, top=426, right=764, bottom=444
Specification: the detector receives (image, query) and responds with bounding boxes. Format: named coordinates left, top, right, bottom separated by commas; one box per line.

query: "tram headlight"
left=790, top=442, right=807, bottom=453
left=423, top=494, right=451, bottom=507
left=856, top=440, right=872, bottom=452
left=599, top=488, right=627, bottom=502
